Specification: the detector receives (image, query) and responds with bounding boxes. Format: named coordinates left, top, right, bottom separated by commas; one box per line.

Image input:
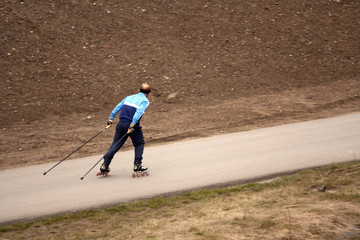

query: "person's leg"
left=103, top=122, right=129, bottom=166
left=129, top=125, right=145, bottom=165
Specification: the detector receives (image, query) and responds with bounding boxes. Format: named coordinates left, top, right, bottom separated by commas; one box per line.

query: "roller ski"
left=132, top=163, right=150, bottom=178
left=97, top=163, right=110, bottom=177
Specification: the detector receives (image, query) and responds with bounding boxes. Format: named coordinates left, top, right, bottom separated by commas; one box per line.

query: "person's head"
left=140, top=83, right=151, bottom=96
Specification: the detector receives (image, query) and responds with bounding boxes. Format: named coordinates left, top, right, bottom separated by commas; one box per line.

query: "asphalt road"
left=0, top=113, right=359, bottom=225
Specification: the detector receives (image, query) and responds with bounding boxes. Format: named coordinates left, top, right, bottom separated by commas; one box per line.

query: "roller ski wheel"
left=97, top=171, right=109, bottom=177
left=132, top=163, right=149, bottom=178
left=132, top=170, right=150, bottom=178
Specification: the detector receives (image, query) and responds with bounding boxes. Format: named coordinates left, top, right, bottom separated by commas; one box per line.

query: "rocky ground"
left=0, top=0, right=359, bottom=170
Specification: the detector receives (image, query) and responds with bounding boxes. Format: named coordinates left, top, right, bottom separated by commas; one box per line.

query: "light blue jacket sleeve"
left=109, top=98, right=126, bottom=120
left=131, top=100, right=150, bottom=125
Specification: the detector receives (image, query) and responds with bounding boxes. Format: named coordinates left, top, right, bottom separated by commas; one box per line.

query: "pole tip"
left=43, top=172, right=47, bottom=176
left=80, top=177, right=84, bottom=180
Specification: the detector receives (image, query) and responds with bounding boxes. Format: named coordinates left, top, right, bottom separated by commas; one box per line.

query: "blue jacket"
left=109, top=92, right=150, bottom=125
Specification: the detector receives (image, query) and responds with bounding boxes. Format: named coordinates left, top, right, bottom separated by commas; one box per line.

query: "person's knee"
left=131, top=133, right=145, bottom=146
left=133, top=140, right=145, bottom=147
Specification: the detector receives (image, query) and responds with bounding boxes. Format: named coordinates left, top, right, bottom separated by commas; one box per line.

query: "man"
left=100, top=83, right=151, bottom=174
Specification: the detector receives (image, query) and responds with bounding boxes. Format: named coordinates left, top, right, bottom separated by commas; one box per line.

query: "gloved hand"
left=106, top=119, right=114, bottom=128
left=128, top=123, right=135, bottom=133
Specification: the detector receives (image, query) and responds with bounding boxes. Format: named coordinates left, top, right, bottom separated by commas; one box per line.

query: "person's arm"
left=109, top=98, right=126, bottom=120
left=131, top=100, right=149, bottom=125
left=106, top=98, right=126, bottom=128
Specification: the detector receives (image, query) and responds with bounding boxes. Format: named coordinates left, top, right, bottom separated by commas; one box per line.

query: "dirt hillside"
left=1, top=0, right=359, bottom=170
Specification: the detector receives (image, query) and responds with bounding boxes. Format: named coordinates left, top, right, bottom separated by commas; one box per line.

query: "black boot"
left=100, top=163, right=110, bottom=173
left=133, top=162, right=148, bottom=172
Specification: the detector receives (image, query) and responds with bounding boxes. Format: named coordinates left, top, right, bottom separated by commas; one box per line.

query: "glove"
left=128, top=123, right=135, bottom=133
left=106, top=119, right=114, bottom=128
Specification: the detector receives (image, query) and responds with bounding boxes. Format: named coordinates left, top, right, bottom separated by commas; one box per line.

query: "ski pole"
left=80, top=132, right=129, bottom=180
left=43, top=125, right=111, bottom=176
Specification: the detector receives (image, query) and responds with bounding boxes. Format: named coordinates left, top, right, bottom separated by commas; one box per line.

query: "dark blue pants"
left=103, top=121, right=145, bottom=165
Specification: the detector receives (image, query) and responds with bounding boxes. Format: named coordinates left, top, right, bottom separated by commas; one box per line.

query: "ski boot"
left=97, top=163, right=110, bottom=177
left=132, top=163, right=150, bottom=178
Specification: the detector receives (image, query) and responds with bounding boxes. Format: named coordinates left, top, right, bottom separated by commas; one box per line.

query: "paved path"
left=0, top=113, right=359, bottom=224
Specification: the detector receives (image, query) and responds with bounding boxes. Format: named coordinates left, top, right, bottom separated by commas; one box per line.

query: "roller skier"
left=98, top=83, right=151, bottom=177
